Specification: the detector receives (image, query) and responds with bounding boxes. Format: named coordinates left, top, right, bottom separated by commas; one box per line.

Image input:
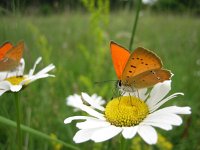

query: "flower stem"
left=14, top=92, right=22, bottom=150
left=0, top=116, right=79, bottom=150
left=120, top=135, right=126, bottom=150
left=129, top=0, right=142, bottom=50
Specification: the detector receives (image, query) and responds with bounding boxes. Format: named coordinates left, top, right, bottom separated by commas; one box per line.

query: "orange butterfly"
left=110, top=41, right=171, bottom=92
left=0, top=41, right=24, bottom=71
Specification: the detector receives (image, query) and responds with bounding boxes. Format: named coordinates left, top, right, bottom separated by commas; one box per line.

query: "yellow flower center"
left=105, top=96, right=149, bottom=127
left=6, top=76, right=26, bottom=85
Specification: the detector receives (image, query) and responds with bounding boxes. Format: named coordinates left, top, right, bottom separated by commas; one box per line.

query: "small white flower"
left=64, top=80, right=191, bottom=144
left=0, top=57, right=55, bottom=96
left=142, top=0, right=157, bottom=5
left=66, top=93, right=106, bottom=112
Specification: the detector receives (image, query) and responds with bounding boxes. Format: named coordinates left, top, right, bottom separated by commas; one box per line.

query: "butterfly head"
left=117, top=80, right=137, bottom=93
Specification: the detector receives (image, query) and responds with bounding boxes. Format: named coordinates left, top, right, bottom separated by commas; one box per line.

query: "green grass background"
left=0, top=10, right=200, bottom=149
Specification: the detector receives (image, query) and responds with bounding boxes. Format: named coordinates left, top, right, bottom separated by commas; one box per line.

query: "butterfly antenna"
left=94, top=79, right=118, bottom=85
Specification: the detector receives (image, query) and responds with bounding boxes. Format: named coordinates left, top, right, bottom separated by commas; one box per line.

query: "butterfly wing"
left=121, top=47, right=163, bottom=85
left=129, top=69, right=172, bottom=89
left=0, top=42, right=13, bottom=60
left=110, top=41, right=130, bottom=80
left=0, top=41, right=24, bottom=71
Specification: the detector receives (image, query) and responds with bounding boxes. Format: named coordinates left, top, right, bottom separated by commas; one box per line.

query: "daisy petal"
left=10, top=84, right=22, bottom=92
left=28, top=57, right=42, bottom=76
left=0, top=81, right=11, bottom=95
left=122, top=126, right=138, bottom=139
left=78, top=104, right=105, bottom=120
left=91, top=94, right=105, bottom=106
left=76, top=119, right=110, bottom=129
left=150, top=93, right=184, bottom=112
left=0, top=81, right=10, bottom=89
left=145, top=113, right=183, bottom=126
left=91, top=125, right=122, bottom=142
left=24, top=74, right=55, bottom=84
left=138, top=125, right=157, bottom=144
left=34, top=64, right=55, bottom=77
left=66, top=94, right=83, bottom=107
left=73, top=129, right=97, bottom=143
left=64, top=116, right=98, bottom=124
left=141, top=121, right=172, bottom=130
left=138, top=88, right=148, bottom=100
left=152, top=106, right=191, bottom=115
left=82, top=92, right=105, bottom=111
left=147, top=80, right=171, bottom=108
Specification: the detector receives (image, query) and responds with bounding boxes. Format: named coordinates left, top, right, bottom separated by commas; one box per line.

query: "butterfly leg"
left=5, top=72, right=9, bottom=79
left=136, top=89, right=140, bottom=99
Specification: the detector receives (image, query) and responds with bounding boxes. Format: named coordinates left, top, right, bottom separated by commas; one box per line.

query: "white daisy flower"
left=0, top=57, right=55, bottom=96
left=66, top=93, right=106, bottom=112
left=64, top=80, right=191, bottom=144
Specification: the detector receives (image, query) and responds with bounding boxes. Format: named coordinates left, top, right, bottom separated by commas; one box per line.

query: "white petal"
left=23, top=74, right=55, bottom=84
left=0, top=81, right=11, bottom=95
left=10, top=84, right=22, bottom=92
left=78, top=104, right=105, bottom=120
left=28, top=57, right=42, bottom=76
left=147, top=80, right=171, bottom=108
left=34, top=64, right=55, bottom=77
left=137, top=88, right=148, bottom=100
left=0, top=89, right=8, bottom=96
left=82, top=93, right=105, bottom=111
left=0, top=81, right=11, bottom=90
left=66, top=94, right=83, bottom=107
left=0, top=81, right=11, bottom=96
left=141, top=121, right=172, bottom=130
left=122, top=126, right=138, bottom=139
left=91, top=125, right=122, bottom=142
left=76, top=119, right=110, bottom=129
left=16, top=58, right=25, bottom=76
left=73, top=129, right=97, bottom=143
left=91, top=94, right=106, bottom=106
left=64, top=116, right=98, bottom=124
left=150, top=93, right=184, bottom=112
left=145, top=113, right=183, bottom=126
left=151, top=106, right=191, bottom=115
left=138, top=125, right=157, bottom=144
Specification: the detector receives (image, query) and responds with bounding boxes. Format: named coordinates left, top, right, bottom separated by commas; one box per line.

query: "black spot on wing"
left=130, top=65, right=136, bottom=68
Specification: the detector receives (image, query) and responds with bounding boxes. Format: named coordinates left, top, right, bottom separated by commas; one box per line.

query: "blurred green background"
left=0, top=0, right=200, bottom=149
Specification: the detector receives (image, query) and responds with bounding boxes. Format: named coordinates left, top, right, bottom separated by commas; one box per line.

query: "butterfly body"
left=110, top=41, right=171, bottom=92
left=0, top=41, right=24, bottom=71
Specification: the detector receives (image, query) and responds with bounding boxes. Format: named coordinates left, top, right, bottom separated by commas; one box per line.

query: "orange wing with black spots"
left=0, top=42, right=13, bottom=60
left=121, top=47, right=165, bottom=85
left=110, top=41, right=172, bottom=89
left=110, top=41, right=130, bottom=80
left=127, top=69, right=171, bottom=89
left=0, top=41, right=24, bottom=71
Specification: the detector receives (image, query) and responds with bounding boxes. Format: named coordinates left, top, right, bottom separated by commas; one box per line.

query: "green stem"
left=129, top=0, right=142, bottom=50
left=0, top=116, right=79, bottom=150
left=14, top=92, right=22, bottom=150
left=105, top=139, right=112, bottom=150
left=120, top=135, right=126, bottom=150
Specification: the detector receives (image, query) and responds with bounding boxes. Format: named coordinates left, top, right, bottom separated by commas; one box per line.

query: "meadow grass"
left=0, top=11, right=200, bottom=149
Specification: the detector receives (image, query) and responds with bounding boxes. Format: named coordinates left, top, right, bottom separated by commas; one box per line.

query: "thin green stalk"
left=105, top=139, right=112, bottom=150
left=123, top=0, right=142, bottom=149
left=129, top=0, right=142, bottom=50
left=120, top=135, right=126, bottom=150
left=0, top=116, right=79, bottom=150
left=14, top=92, right=22, bottom=150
